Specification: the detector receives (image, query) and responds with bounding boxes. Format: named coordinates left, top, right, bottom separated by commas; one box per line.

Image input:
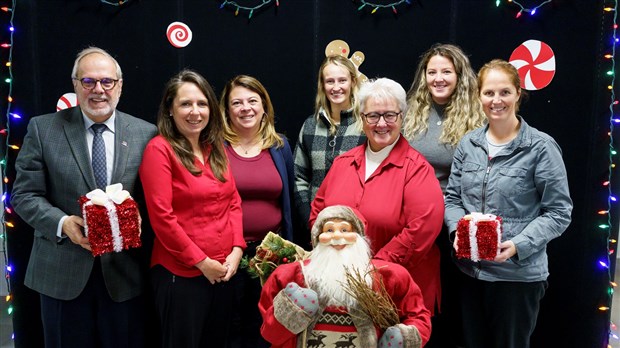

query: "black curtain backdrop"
left=4, top=0, right=614, bottom=347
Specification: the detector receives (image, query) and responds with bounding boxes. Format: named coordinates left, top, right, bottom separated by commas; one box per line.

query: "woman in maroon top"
left=139, top=70, right=245, bottom=348
left=310, top=78, right=444, bottom=314
left=220, top=75, right=295, bottom=348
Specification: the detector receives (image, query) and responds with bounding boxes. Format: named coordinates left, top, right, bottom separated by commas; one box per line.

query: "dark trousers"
left=151, top=264, right=236, bottom=348
left=229, top=241, right=270, bottom=348
left=426, top=225, right=465, bottom=348
left=40, top=259, right=146, bottom=348
left=459, top=275, right=547, bottom=348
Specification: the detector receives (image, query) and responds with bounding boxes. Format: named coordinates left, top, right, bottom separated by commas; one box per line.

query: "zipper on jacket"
left=330, top=117, right=351, bottom=158
left=481, top=158, right=493, bottom=214
left=329, top=135, right=337, bottom=157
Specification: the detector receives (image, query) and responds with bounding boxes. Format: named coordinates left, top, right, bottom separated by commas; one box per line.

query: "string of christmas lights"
left=496, top=0, right=552, bottom=18
left=351, top=0, right=412, bottom=15
left=1, top=0, right=15, bottom=343
left=602, top=1, right=619, bottom=346
left=100, top=0, right=132, bottom=6
left=219, top=0, right=279, bottom=19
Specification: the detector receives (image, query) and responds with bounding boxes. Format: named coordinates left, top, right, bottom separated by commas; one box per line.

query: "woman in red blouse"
left=139, top=70, right=246, bottom=348
left=310, top=78, right=444, bottom=314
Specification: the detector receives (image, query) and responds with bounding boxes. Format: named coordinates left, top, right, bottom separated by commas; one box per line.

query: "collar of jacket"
left=347, top=135, right=408, bottom=170
left=317, top=107, right=356, bottom=127
left=470, top=115, right=533, bottom=154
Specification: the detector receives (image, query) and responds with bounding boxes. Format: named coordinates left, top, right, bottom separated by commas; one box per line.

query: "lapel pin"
left=121, top=141, right=128, bottom=147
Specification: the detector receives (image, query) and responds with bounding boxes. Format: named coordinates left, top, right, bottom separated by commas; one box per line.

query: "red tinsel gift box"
left=79, top=185, right=141, bottom=257
left=456, top=213, right=502, bottom=262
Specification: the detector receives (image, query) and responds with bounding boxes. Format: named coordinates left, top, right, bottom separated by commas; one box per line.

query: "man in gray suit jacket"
left=12, top=47, right=157, bottom=348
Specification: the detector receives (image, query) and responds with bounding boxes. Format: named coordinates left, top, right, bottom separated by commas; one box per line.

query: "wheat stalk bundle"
left=342, top=265, right=400, bottom=330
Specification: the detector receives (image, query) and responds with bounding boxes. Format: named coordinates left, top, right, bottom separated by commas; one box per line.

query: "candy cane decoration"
left=56, top=93, right=78, bottom=111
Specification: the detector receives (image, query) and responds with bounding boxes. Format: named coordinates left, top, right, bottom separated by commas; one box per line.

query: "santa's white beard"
left=303, top=237, right=372, bottom=308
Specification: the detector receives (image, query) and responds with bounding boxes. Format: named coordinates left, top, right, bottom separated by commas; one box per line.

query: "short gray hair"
left=71, top=47, right=122, bottom=79
left=358, top=78, right=407, bottom=115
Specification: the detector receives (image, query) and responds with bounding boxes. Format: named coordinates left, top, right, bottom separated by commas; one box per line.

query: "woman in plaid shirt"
left=293, top=55, right=366, bottom=249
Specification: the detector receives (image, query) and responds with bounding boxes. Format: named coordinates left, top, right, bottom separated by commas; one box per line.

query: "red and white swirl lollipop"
left=509, top=40, right=556, bottom=91
left=56, top=93, right=78, bottom=111
left=167, top=22, right=193, bottom=48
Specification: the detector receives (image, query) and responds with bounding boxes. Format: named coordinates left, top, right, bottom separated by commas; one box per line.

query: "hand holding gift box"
left=80, top=183, right=142, bottom=257
left=455, top=212, right=502, bottom=262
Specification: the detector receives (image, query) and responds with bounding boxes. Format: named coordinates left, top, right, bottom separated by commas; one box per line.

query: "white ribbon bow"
left=85, top=183, right=131, bottom=206
left=83, top=183, right=133, bottom=253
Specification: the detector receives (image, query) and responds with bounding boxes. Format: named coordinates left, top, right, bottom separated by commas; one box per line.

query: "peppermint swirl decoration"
left=166, top=22, right=193, bottom=48
left=509, top=40, right=556, bottom=91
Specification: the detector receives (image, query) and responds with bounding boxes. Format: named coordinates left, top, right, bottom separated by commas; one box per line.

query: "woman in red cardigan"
left=310, top=77, right=444, bottom=314
left=139, top=70, right=245, bottom=348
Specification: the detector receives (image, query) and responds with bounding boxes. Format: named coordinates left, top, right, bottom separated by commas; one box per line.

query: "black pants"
left=229, top=241, right=270, bottom=348
left=151, top=265, right=236, bottom=348
left=426, top=225, right=465, bottom=348
left=459, top=275, right=547, bottom=348
left=40, top=259, right=146, bottom=348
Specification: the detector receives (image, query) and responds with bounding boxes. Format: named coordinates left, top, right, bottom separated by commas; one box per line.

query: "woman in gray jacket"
left=444, top=59, right=572, bottom=348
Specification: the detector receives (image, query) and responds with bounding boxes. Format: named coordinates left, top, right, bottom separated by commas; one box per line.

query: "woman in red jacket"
left=310, top=78, right=444, bottom=314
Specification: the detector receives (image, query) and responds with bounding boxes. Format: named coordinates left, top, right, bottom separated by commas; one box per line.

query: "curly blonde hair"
left=404, top=44, right=486, bottom=145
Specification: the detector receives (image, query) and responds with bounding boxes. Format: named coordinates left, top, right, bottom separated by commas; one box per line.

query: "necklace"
left=237, top=139, right=262, bottom=155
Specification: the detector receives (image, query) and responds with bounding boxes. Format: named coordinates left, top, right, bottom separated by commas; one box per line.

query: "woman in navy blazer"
left=220, top=75, right=295, bottom=348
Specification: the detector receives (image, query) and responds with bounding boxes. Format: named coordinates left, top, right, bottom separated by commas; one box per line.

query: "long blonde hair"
left=404, top=44, right=486, bottom=145
left=314, top=55, right=361, bottom=135
left=220, top=75, right=284, bottom=149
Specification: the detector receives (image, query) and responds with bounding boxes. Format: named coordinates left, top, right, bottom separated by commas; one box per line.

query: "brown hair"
left=157, top=69, right=228, bottom=181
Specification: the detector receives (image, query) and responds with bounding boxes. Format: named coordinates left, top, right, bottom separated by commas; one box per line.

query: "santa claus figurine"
left=259, top=205, right=431, bottom=347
